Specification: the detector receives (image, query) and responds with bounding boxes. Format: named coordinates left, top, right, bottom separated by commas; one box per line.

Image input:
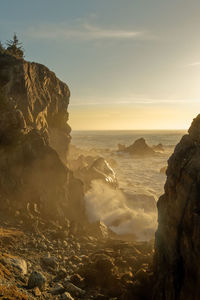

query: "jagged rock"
left=28, top=271, right=46, bottom=291
left=152, top=143, right=164, bottom=152
left=154, top=114, right=200, bottom=300
left=73, top=156, right=118, bottom=190
left=120, top=138, right=155, bottom=156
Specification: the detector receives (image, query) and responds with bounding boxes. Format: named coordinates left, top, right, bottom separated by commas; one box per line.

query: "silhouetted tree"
left=6, top=33, right=24, bottom=58
left=0, top=42, right=5, bottom=54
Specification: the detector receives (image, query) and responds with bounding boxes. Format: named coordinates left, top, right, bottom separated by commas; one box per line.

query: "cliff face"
left=0, top=54, right=84, bottom=222
left=154, top=114, right=200, bottom=300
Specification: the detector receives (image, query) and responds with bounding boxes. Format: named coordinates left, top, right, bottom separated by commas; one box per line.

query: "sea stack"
left=122, top=137, right=155, bottom=156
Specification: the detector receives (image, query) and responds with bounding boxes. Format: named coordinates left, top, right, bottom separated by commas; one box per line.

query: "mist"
left=85, top=180, right=157, bottom=241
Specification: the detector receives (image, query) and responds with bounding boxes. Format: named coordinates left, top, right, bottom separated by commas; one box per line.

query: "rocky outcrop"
left=154, top=114, right=200, bottom=300
left=0, top=53, right=84, bottom=222
left=118, top=138, right=155, bottom=156
left=152, top=143, right=164, bottom=152
left=70, top=155, right=118, bottom=191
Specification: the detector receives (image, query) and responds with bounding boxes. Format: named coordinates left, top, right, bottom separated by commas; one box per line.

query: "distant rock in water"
left=0, top=53, right=85, bottom=222
left=154, top=114, right=200, bottom=300
left=119, top=138, right=155, bottom=156
left=152, top=143, right=164, bottom=152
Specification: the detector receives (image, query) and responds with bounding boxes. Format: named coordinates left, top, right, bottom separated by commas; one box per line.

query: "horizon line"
left=71, top=128, right=187, bottom=132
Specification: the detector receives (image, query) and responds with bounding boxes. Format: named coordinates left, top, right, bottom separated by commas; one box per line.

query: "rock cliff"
left=0, top=53, right=84, bottom=222
left=154, top=114, right=200, bottom=300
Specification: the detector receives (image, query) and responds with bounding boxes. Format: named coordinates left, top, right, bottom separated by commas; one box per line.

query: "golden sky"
left=1, top=0, right=200, bottom=129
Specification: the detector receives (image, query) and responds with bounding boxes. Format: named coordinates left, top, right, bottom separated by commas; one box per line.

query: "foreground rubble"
left=0, top=215, right=154, bottom=300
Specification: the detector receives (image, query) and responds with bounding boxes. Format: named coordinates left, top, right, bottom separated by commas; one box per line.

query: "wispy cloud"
left=26, top=22, right=147, bottom=41
left=70, top=96, right=199, bottom=107
left=186, top=62, right=200, bottom=67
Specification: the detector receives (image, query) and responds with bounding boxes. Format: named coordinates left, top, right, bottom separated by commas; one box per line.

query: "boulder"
left=28, top=271, right=46, bottom=291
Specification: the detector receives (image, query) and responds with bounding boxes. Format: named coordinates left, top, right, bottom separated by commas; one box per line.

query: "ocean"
left=71, top=130, right=186, bottom=240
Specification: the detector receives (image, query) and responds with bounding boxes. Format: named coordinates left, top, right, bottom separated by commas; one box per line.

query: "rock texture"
left=154, top=114, right=200, bottom=300
left=118, top=138, right=155, bottom=156
left=0, top=53, right=84, bottom=222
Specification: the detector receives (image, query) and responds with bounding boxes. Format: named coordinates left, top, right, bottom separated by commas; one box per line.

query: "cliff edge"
left=0, top=53, right=84, bottom=223
left=154, top=114, right=200, bottom=300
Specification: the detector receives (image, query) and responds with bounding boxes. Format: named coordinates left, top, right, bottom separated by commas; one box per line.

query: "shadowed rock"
left=154, top=113, right=200, bottom=300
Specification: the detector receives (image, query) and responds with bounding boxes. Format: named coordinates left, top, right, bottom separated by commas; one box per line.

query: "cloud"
left=186, top=62, right=200, bottom=67
left=69, top=95, right=200, bottom=107
left=26, top=22, right=146, bottom=41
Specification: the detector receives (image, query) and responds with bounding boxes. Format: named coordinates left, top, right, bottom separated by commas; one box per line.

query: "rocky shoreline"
left=0, top=214, right=154, bottom=299
left=1, top=51, right=200, bottom=300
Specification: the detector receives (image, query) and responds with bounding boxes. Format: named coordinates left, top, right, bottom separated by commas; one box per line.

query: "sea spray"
left=85, top=180, right=157, bottom=241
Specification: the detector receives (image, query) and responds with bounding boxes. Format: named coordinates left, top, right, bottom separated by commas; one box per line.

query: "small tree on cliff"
left=0, top=42, right=5, bottom=54
left=6, top=33, right=24, bottom=58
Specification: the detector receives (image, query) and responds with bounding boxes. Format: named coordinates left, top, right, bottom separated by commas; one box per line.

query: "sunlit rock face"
left=0, top=54, right=84, bottom=222
left=154, top=114, right=200, bottom=300
left=0, top=53, right=71, bottom=162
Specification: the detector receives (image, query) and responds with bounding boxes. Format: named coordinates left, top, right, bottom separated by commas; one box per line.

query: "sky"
left=0, top=0, right=200, bottom=130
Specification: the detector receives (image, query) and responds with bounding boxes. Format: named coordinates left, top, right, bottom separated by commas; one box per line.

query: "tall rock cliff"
left=0, top=53, right=84, bottom=222
left=154, top=114, right=200, bottom=300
